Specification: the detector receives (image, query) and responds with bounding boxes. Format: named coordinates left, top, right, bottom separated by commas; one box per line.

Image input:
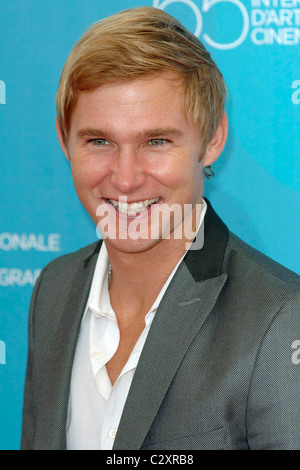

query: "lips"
left=106, top=197, right=159, bottom=216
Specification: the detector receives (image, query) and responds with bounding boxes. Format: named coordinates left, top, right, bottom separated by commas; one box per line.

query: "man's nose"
left=110, top=148, right=146, bottom=194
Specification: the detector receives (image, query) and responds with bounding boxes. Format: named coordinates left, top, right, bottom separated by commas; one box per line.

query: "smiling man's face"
left=57, top=73, right=225, bottom=255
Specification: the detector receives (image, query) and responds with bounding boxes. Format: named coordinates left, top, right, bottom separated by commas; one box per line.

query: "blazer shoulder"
left=28, top=241, right=102, bottom=330
left=226, top=232, right=300, bottom=291
left=40, top=240, right=101, bottom=279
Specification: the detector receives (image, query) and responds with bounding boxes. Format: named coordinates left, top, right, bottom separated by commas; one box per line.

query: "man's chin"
left=103, top=236, right=165, bottom=255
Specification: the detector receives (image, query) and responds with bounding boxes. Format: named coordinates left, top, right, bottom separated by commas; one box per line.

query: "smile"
left=107, top=198, right=159, bottom=216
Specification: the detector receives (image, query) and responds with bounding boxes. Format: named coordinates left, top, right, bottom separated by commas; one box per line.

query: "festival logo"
left=0, top=233, right=61, bottom=286
left=0, top=233, right=61, bottom=252
left=0, top=268, right=41, bottom=287
left=154, top=0, right=300, bottom=47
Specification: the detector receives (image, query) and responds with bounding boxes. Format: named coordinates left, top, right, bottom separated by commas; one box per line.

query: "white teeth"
left=108, top=198, right=159, bottom=215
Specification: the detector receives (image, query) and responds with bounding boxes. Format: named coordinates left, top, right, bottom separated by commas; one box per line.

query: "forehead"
left=70, top=73, right=190, bottom=132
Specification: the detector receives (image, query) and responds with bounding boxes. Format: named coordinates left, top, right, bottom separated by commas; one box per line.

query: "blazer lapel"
left=34, top=243, right=101, bottom=450
left=113, top=199, right=229, bottom=450
left=113, top=266, right=227, bottom=450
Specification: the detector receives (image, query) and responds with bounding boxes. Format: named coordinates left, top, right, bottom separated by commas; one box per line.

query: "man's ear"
left=202, top=112, right=228, bottom=167
left=55, top=117, right=71, bottom=161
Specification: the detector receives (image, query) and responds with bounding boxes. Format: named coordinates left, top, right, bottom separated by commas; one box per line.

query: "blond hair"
left=56, top=6, right=226, bottom=170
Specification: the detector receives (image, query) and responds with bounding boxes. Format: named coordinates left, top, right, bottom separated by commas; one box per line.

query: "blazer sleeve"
left=20, top=272, right=43, bottom=450
left=246, top=290, right=300, bottom=450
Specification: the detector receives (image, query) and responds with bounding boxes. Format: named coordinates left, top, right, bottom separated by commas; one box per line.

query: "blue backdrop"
left=1, top=0, right=299, bottom=450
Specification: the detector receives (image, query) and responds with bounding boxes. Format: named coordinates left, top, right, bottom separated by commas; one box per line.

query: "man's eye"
left=149, top=139, right=167, bottom=146
left=90, top=139, right=109, bottom=146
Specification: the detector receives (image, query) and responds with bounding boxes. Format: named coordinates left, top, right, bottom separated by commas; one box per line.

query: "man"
left=21, top=7, right=300, bottom=450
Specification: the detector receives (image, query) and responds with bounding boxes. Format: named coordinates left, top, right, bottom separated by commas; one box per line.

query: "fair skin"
left=56, top=73, right=228, bottom=384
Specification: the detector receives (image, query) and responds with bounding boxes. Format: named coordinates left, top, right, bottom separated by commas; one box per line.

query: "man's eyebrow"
left=76, top=127, right=184, bottom=141
left=76, top=128, right=114, bottom=140
left=137, top=128, right=184, bottom=140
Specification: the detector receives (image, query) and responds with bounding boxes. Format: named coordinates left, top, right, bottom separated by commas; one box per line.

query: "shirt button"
left=109, top=428, right=117, bottom=439
left=91, top=350, right=102, bottom=360
left=93, top=312, right=102, bottom=318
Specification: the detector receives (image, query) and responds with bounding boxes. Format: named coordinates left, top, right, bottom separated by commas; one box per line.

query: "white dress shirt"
left=66, top=199, right=207, bottom=450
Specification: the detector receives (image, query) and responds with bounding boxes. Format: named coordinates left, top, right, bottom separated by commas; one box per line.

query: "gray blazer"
left=21, top=199, right=300, bottom=450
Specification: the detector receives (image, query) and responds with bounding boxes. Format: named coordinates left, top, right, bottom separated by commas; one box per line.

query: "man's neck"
left=105, top=238, right=191, bottom=322
left=104, top=197, right=206, bottom=320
